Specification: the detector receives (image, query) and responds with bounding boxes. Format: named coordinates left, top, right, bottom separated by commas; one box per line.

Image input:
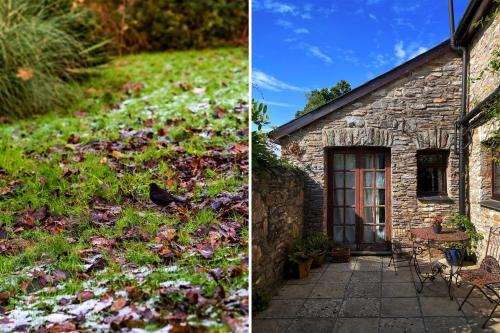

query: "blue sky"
left=252, top=0, right=468, bottom=128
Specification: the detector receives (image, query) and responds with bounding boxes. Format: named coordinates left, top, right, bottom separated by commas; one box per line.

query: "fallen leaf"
left=16, top=68, right=34, bottom=81
left=111, top=150, right=122, bottom=159
left=48, top=322, right=76, bottom=333
left=110, top=297, right=127, bottom=311
left=77, top=290, right=94, bottom=302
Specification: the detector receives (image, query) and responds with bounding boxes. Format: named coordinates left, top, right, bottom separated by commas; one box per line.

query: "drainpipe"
left=448, top=0, right=468, bottom=216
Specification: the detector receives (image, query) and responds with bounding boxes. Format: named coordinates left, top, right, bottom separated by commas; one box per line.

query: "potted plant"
left=287, top=238, right=313, bottom=279
left=304, top=231, right=329, bottom=268
left=447, top=214, right=483, bottom=263
left=443, top=241, right=465, bottom=266
left=431, top=215, right=443, bottom=233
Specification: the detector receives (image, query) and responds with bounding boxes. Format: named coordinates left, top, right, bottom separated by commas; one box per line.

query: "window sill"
left=417, top=195, right=454, bottom=203
left=479, top=200, right=500, bottom=212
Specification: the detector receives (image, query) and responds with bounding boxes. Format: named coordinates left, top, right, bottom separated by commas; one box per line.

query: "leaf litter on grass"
left=0, top=48, right=248, bottom=332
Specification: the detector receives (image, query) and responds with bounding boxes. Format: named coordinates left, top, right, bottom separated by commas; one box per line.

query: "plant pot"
left=331, top=247, right=351, bottom=263
left=296, top=258, right=313, bottom=279
left=443, top=248, right=462, bottom=266
left=465, top=251, right=477, bottom=263
left=311, top=252, right=326, bottom=268
left=432, top=225, right=442, bottom=234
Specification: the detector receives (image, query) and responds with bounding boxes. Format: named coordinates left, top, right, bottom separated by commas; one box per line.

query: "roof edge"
left=269, top=40, right=453, bottom=141
left=454, top=0, right=495, bottom=45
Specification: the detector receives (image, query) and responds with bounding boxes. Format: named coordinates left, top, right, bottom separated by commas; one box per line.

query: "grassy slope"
left=0, top=48, right=248, bottom=331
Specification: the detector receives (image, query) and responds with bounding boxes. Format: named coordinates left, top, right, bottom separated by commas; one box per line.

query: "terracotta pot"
left=296, top=258, right=313, bottom=279
left=311, top=252, right=326, bottom=268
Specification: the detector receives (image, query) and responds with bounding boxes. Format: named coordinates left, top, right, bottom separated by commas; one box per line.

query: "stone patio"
left=253, top=256, right=500, bottom=333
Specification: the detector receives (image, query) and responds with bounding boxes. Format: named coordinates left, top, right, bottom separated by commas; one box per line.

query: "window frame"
left=493, top=155, right=500, bottom=201
left=416, top=149, right=449, bottom=197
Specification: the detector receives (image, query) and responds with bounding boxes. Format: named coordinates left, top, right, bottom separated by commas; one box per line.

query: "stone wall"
left=278, top=49, right=463, bottom=237
left=252, top=168, right=304, bottom=294
left=467, top=6, right=500, bottom=258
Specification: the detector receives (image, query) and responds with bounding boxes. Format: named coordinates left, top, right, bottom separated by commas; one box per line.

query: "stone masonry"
left=467, top=7, right=500, bottom=257
left=278, top=49, right=463, bottom=236
left=252, top=168, right=304, bottom=294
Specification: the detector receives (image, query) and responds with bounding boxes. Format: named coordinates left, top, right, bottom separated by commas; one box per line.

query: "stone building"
left=268, top=0, right=499, bottom=253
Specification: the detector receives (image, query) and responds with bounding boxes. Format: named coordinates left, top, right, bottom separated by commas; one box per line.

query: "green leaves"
left=295, top=79, right=352, bottom=118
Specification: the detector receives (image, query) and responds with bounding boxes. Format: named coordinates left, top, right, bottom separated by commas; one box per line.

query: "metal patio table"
left=410, top=227, right=469, bottom=299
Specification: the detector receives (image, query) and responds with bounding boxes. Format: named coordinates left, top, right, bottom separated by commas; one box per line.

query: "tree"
left=295, top=80, right=351, bottom=118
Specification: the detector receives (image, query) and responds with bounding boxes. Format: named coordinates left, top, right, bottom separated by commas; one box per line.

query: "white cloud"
left=368, top=13, right=378, bottom=21
left=392, top=3, right=420, bottom=13
left=252, top=70, right=306, bottom=92
left=367, top=0, right=383, bottom=4
left=261, top=0, right=297, bottom=15
left=394, top=17, right=416, bottom=31
left=408, top=46, right=428, bottom=59
left=304, top=3, right=313, bottom=11
left=308, top=46, right=333, bottom=63
left=372, top=53, right=390, bottom=68
left=294, top=28, right=309, bottom=34
left=394, top=41, right=429, bottom=64
left=394, top=41, right=406, bottom=63
left=283, top=37, right=297, bottom=43
left=301, top=12, right=312, bottom=19
left=275, top=19, right=292, bottom=28
left=265, top=101, right=300, bottom=108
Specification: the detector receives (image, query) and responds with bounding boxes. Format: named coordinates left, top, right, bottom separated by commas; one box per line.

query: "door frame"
left=326, top=147, right=392, bottom=250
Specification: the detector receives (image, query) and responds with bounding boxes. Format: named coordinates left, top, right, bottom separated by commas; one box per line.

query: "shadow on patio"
left=253, top=256, right=500, bottom=333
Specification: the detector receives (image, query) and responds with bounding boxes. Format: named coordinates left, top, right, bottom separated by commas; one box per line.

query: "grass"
left=0, top=47, right=248, bottom=331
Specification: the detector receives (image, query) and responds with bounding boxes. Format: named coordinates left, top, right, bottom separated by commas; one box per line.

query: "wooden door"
left=327, top=149, right=391, bottom=251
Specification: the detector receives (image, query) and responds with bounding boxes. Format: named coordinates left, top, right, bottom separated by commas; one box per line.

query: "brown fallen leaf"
left=111, top=150, right=122, bottom=159
left=48, top=322, right=76, bottom=333
left=0, top=291, right=10, bottom=305
left=67, top=134, right=80, bottom=144
left=77, top=290, right=94, bottom=302
left=16, top=68, right=34, bottom=81
left=110, top=297, right=127, bottom=311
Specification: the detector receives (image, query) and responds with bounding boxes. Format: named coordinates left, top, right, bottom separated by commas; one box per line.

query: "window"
left=417, top=150, right=448, bottom=196
left=493, top=157, right=500, bottom=201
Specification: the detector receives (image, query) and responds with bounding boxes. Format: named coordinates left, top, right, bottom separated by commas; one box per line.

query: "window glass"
left=494, top=159, right=500, bottom=200
left=417, top=150, right=448, bottom=196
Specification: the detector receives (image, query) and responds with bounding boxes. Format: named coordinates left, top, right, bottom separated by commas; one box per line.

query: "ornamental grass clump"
left=0, top=0, right=98, bottom=118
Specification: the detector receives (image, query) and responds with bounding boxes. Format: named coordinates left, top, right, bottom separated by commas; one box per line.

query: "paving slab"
left=346, top=282, right=381, bottom=298
left=325, top=261, right=357, bottom=272
left=296, top=299, right=342, bottom=318
left=339, top=298, right=380, bottom=317
left=319, top=271, right=352, bottom=284
left=424, top=316, right=472, bottom=333
left=255, top=299, right=305, bottom=319
left=382, top=282, right=417, bottom=297
left=286, top=272, right=323, bottom=285
left=379, top=317, right=425, bottom=333
left=273, top=284, right=315, bottom=299
left=286, top=318, right=335, bottom=333
left=252, top=319, right=292, bottom=333
left=333, top=317, right=379, bottom=333
left=309, top=283, right=346, bottom=298
left=383, top=269, right=413, bottom=282
left=381, top=297, right=421, bottom=317
left=351, top=270, right=382, bottom=283
left=419, top=297, right=464, bottom=317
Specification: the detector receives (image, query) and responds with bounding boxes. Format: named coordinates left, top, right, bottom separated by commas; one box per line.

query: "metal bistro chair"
left=458, top=227, right=500, bottom=328
left=388, top=223, right=422, bottom=274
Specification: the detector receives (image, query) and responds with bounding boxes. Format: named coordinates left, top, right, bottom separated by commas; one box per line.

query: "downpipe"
left=448, top=0, right=468, bottom=216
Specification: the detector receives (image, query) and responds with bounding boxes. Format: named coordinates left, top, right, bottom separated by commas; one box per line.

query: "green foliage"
left=84, top=0, right=248, bottom=53
left=252, top=99, right=269, bottom=131
left=287, top=237, right=310, bottom=264
left=252, top=99, right=293, bottom=172
left=0, top=0, right=104, bottom=118
left=295, top=80, right=351, bottom=118
left=252, top=290, right=271, bottom=312
left=303, top=231, right=330, bottom=255
left=447, top=214, right=483, bottom=252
